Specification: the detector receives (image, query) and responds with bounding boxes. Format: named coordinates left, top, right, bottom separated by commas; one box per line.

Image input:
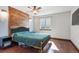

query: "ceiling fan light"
left=33, top=10, right=37, bottom=14
left=28, top=6, right=42, bottom=15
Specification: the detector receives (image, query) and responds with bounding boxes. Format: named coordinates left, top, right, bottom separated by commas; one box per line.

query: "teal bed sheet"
left=13, top=32, right=49, bottom=47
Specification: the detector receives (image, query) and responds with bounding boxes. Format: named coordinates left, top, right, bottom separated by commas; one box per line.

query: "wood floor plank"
left=0, top=39, right=78, bottom=53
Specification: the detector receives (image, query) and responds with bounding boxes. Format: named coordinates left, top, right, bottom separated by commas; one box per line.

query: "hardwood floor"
left=47, top=39, right=79, bottom=53
left=0, top=39, right=78, bottom=53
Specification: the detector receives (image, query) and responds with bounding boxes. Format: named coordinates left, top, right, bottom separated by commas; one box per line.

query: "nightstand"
left=0, top=36, right=12, bottom=48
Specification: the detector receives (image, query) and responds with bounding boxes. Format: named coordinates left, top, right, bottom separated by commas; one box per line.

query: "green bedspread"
left=13, top=32, right=49, bottom=47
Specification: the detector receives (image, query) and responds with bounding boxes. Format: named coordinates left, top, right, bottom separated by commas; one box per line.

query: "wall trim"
left=51, top=37, right=70, bottom=40
left=70, top=40, right=79, bottom=52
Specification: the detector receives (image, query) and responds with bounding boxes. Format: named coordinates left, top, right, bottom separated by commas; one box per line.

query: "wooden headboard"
left=8, top=6, right=30, bottom=36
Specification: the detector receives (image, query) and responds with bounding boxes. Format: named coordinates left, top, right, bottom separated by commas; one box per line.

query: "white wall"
left=33, top=16, right=40, bottom=32
left=71, top=26, right=79, bottom=48
left=71, top=7, right=79, bottom=49
left=34, top=11, right=71, bottom=39
left=0, top=6, right=8, bottom=37
left=29, top=18, right=34, bottom=32
left=51, top=11, right=71, bottom=39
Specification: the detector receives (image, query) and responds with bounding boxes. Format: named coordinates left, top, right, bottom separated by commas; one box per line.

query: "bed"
left=11, top=27, right=50, bottom=52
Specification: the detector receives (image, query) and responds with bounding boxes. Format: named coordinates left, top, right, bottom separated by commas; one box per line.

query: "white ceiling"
left=12, top=6, right=76, bottom=16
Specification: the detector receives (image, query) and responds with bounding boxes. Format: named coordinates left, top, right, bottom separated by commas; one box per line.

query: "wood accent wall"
left=8, top=6, right=30, bottom=36
left=8, top=6, right=29, bottom=28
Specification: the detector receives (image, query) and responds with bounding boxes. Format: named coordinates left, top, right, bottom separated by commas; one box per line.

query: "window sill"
left=40, top=29, right=51, bottom=31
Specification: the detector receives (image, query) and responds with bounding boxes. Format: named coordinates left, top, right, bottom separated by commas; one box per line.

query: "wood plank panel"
left=8, top=6, right=30, bottom=36
left=8, top=6, right=29, bottom=28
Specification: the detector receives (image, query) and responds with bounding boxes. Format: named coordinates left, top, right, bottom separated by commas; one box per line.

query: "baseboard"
left=69, top=40, right=79, bottom=52
left=51, top=37, right=70, bottom=41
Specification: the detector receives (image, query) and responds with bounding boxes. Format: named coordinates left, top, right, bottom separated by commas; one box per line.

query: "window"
left=40, top=16, right=52, bottom=30
left=29, top=19, right=34, bottom=32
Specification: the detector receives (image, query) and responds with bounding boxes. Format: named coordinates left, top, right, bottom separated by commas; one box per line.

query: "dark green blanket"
left=13, top=32, right=49, bottom=47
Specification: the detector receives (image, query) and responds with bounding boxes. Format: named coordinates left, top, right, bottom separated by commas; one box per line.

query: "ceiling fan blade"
left=28, top=6, right=31, bottom=8
left=33, top=6, right=36, bottom=10
left=37, top=7, right=42, bottom=10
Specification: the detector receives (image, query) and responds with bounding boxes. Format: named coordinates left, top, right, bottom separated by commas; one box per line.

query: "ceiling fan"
left=28, top=6, right=42, bottom=14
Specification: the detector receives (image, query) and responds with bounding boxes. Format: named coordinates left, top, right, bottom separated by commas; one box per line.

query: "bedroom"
left=0, top=6, right=79, bottom=53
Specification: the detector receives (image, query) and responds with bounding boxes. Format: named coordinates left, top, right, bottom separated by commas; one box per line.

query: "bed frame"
left=12, top=35, right=50, bottom=53
left=11, top=27, right=50, bottom=53
left=31, top=35, right=50, bottom=53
